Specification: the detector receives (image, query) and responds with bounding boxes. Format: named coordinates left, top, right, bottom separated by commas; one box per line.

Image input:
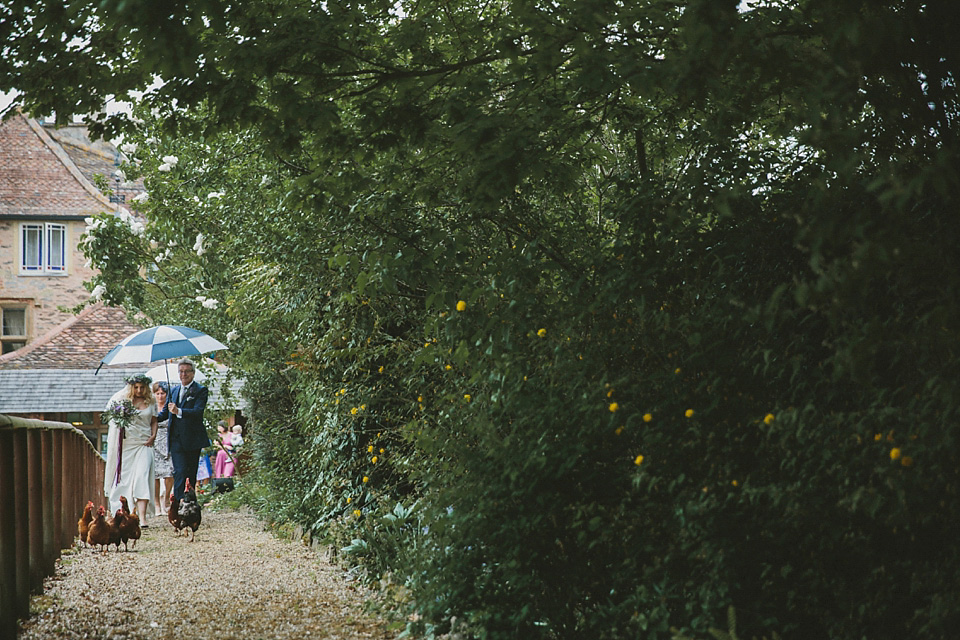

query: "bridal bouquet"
left=103, top=398, right=138, bottom=430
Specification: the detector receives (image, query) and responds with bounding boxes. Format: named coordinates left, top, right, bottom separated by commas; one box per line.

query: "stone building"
left=0, top=112, right=141, bottom=354
left=0, top=113, right=243, bottom=453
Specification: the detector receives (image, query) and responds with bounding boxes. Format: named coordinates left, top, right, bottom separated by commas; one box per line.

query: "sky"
left=1, top=90, right=18, bottom=113
left=1, top=89, right=134, bottom=122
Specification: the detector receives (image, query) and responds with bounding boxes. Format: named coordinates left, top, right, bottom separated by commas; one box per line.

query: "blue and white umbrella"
left=98, top=325, right=228, bottom=369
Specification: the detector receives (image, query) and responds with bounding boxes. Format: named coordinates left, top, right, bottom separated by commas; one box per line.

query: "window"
left=1, top=307, right=27, bottom=354
left=20, top=222, right=67, bottom=274
left=65, top=412, right=94, bottom=427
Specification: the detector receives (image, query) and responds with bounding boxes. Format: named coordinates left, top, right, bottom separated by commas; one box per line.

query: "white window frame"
left=20, top=222, right=67, bottom=274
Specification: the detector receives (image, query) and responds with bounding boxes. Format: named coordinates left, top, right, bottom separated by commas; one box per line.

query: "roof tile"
left=0, top=304, right=146, bottom=370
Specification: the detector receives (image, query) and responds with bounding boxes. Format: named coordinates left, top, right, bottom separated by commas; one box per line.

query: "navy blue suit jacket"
left=158, top=382, right=211, bottom=451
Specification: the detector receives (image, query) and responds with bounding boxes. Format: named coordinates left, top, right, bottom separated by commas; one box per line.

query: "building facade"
left=0, top=113, right=248, bottom=453
left=0, top=112, right=140, bottom=354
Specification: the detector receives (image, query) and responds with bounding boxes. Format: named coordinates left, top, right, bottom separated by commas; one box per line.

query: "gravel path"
left=18, top=506, right=399, bottom=639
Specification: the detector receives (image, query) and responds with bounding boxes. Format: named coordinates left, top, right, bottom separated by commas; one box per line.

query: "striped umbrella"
left=98, top=325, right=228, bottom=370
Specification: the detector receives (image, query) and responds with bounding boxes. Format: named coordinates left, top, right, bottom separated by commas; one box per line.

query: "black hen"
left=178, top=477, right=202, bottom=541
left=168, top=491, right=183, bottom=535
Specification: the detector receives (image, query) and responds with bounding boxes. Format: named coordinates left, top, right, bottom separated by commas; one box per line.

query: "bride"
left=103, top=373, right=158, bottom=525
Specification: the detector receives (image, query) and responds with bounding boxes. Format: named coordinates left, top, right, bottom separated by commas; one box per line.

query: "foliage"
left=5, top=1, right=959, bottom=638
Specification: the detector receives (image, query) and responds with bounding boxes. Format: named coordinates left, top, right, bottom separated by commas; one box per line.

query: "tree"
left=5, top=1, right=959, bottom=637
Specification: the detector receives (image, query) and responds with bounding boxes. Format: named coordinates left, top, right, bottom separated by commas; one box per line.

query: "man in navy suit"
left=158, top=357, right=211, bottom=501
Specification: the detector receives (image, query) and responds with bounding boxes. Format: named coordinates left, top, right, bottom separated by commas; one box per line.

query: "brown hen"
left=77, top=500, right=94, bottom=547
left=86, top=506, right=113, bottom=553
left=117, top=496, right=142, bottom=550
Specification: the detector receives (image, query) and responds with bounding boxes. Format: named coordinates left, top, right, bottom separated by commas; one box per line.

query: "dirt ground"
left=18, top=505, right=400, bottom=639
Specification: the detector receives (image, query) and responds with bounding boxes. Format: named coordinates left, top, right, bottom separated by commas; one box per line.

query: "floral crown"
left=123, top=373, right=153, bottom=386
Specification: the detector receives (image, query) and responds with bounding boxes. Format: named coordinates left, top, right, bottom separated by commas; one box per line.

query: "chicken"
left=117, top=496, right=141, bottom=550
left=109, top=509, right=125, bottom=551
left=86, top=506, right=113, bottom=553
left=168, top=491, right=184, bottom=535
left=178, top=478, right=202, bottom=541
left=77, top=500, right=94, bottom=547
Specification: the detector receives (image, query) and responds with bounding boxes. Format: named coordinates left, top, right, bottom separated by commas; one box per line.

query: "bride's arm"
left=145, top=414, right=158, bottom=447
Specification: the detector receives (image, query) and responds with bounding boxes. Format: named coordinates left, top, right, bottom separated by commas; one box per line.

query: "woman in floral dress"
left=151, top=381, right=175, bottom=515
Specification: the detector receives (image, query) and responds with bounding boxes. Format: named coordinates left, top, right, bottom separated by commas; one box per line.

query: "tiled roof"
left=0, top=303, right=246, bottom=412
left=0, top=304, right=146, bottom=370
left=0, top=113, right=116, bottom=218
left=0, top=368, right=246, bottom=413
left=0, top=367, right=148, bottom=412
left=43, top=123, right=146, bottom=206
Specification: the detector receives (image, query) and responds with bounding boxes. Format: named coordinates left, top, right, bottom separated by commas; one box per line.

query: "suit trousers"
left=170, top=445, right=201, bottom=501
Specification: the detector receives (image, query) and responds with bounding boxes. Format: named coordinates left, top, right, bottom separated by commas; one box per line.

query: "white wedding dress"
left=104, top=391, right=157, bottom=514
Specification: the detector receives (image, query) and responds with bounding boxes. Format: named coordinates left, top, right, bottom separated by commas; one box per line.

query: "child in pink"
left=213, top=422, right=235, bottom=478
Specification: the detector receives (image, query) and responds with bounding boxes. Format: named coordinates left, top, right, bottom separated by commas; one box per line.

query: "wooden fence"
left=0, top=415, right=105, bottom=640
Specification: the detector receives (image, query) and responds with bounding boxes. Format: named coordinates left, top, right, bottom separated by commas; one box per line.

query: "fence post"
left=60, top=431, right=75, bottom=549
left=87, top=442, right=97, bottom=510
left=27, top=430, right=44, bottom=594
left=52, top=432, right=66, bottom=550
left=41, top=429, right=57, bottom=576
left=94, top=443, right=102, bottom=508
left=77, top=436, right=86, bottom=519
left=0, top=428, right=16, bottom=640
left=12, top=429, right=30, bottom=622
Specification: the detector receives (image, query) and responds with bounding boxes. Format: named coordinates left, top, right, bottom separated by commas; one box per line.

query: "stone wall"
left=0, top=219, right=98, bottom=340
left=0, top=113, right=115, bottom=346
